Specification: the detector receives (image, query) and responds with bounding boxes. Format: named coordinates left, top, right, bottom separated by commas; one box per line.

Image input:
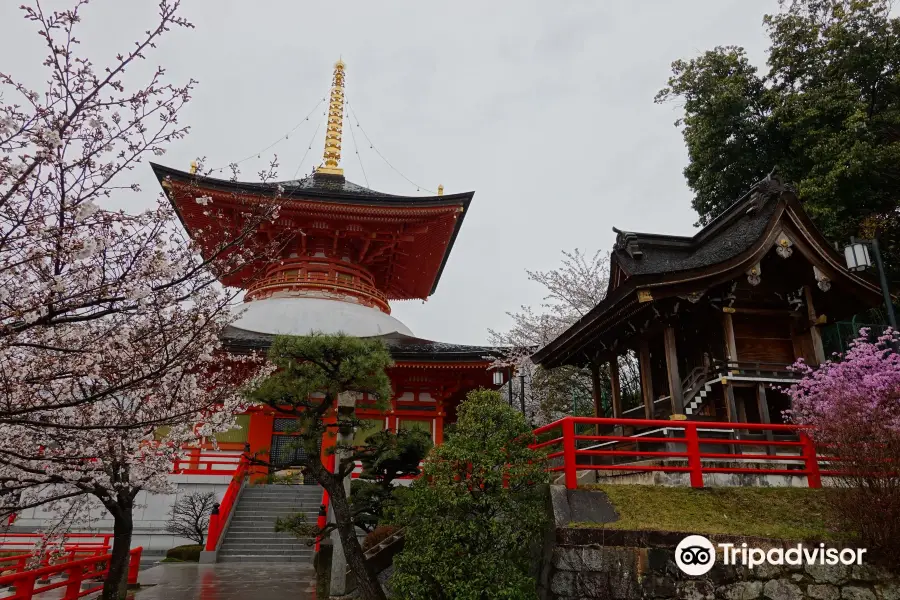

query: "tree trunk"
left=102, top=505, right=134, bottom=600
left=312, top=461, right=386, bottom=600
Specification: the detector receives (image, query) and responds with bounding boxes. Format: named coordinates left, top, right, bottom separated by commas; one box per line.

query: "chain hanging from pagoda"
left=345, top=98, right=436, bottom=194
left=205, top=96, right=327, bottom=174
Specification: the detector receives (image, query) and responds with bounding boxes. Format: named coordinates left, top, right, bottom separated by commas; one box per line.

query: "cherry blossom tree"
left=786, top=329, right=900, bottom=566
left=0, top=387, right=259, bottom=599
left=0, top=2, right=281, bottom=597
left=489, top=249, right=636, bottom=423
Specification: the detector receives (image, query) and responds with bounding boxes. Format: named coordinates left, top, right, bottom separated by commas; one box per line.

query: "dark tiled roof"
left=150, top=163, right=472, bottom=207
left=612, top=176, right=784, bottom=277
left=281, top=172, right=397, bottom=198
left=221, top=326, right=499, bottom=363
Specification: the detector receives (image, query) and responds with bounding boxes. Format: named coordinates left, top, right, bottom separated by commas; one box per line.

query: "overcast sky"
left=0, top=0, right=781, bottom=345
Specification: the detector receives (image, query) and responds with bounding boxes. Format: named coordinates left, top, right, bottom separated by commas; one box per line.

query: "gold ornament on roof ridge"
left=317, top=59, right=346, bottom=176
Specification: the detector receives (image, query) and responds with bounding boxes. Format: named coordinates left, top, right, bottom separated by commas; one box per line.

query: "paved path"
left=130, top=563, right=317, bottom=600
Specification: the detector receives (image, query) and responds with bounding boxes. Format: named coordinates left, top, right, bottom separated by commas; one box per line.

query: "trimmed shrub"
left=390, top=389, right=549, bottom=599
left=362, top=525, right=400, bottom=552
left=165, top=544, right=202, bottom=562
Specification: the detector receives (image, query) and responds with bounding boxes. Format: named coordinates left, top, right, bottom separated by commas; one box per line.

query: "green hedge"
left=165, top=544, right=203, bottom=562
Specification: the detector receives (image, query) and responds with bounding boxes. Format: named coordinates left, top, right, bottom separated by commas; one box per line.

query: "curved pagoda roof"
left=151, top=163, right=475, bottom=300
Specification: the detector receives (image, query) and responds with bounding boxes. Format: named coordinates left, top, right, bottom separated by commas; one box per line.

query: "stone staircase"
left=217, top=484, right=320, bottom=563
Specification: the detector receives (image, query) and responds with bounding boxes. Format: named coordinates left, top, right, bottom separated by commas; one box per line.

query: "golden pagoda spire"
left=316, top=59, right=346, bottom=176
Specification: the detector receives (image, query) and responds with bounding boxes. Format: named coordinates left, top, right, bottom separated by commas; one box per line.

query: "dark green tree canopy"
left=248, top=334, right=393, bottom=409
left=247, top=333, right=394, bottom=600
left=657, top=0, right=900, bottom=276
left=389, top=389, right=549, bottom=600
left=350, top=428, right=431, bottom=532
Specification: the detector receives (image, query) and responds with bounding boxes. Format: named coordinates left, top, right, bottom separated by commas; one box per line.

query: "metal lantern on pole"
left=843, top=240, right=872, bottom=272
left=492, top=370, right=504, bottom=386
left=843, top=237, right=897, bottom=330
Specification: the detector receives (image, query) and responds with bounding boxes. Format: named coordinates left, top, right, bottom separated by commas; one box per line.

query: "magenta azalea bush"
left=786, top=328, right=900, bottom=566
left=787, top=329, right=900, bottom=436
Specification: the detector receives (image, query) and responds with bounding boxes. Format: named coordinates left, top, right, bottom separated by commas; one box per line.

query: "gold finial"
left=437, top=184, right=444, bottom=196
left=316, top=59, right=346, bottom=176
left=189, top=160, right=198, bottom=175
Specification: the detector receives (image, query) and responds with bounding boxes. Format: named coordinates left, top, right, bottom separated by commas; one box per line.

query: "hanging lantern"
left=844, top=242, right=871, bottom=272
left=492, top=370, right=504, bottom=386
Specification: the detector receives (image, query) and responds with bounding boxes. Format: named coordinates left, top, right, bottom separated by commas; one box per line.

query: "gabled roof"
left=533, top=172, right=884, bottom=369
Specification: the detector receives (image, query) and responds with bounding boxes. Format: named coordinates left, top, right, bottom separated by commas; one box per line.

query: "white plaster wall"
left=12, top=478, right=232, bottom=555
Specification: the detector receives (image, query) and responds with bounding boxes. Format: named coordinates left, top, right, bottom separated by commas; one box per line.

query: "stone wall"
left=549, top=541, right=900, bottom=600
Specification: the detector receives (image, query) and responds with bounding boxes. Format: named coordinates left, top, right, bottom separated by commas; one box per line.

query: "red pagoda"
left=151, top=60, right=498, bottom=467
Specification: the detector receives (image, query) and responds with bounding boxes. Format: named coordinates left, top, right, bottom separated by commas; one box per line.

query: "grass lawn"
left=578, top=485, right=848, bottom=541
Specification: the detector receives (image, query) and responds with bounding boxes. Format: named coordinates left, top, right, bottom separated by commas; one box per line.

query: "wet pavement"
left=130, top=563, right=317, bottom=600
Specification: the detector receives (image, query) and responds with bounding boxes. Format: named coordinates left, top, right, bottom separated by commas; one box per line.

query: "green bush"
left=361, top=525, right=400, bottom=552
left=350, top=428, right=430, bottom=532
left=266, top=470, right=305, bottom=485
left=390, top=389, right=550, bottom=599
left=165, top=544, right=202, bottom=562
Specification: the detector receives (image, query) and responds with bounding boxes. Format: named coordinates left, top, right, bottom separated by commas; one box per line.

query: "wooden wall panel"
left=733, top=314, right=794, bottom=365
left=735, top=338, right=795, bottom=364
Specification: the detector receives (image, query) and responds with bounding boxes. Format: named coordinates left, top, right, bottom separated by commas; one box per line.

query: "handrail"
left=0, top=546, right=142, bottom=600
left=205, top=457, right=250, bottom=552
left=532, top=416, right=829, bottom=489
left=245, top=270, right=390, bottom=312
left=680, top=365, right=709, bottom=393
left=172, top=454, right=243, bottom=475
left=0, top=534, right=115, bottom=577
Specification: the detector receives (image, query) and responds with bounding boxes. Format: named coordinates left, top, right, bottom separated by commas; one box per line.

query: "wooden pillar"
left=386, top=395, right=398, bottom=432
left=804, top=285, right=826, bottom=365
left=663, top=326, right=684, bottom=415
left=435, top=398, right=445, bottom=445
left=609, top=359, right=622, bottom=419
left=757, top=383, right=774, bottom=454
left=246, top=410, right=275, bottom=481
left=723, top=311, right=738, bottom=362
left=638, top=339, right=654, bottom=419
left=723, top=382, right=740, bottom=453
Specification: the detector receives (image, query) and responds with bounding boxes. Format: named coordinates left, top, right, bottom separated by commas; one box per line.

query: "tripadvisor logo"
left=675, top=535, right=868, bottom=576
left=675, top=535, right=716, bottom=576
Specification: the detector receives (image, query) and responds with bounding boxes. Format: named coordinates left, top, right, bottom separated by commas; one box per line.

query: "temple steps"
left=216, top=484, right=319, bottom=564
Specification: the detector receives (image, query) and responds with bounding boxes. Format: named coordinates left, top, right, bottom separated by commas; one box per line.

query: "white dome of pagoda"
left=230, top=296, right=414, bottom=338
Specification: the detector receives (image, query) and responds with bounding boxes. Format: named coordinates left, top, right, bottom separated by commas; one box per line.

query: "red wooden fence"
left=531, top=416, right=832, bottom=489
left=172, top=451, right=243, bottom=476
left=0, top=546, right=141, bottom=600
left=0, top=534, right=113, bottom=576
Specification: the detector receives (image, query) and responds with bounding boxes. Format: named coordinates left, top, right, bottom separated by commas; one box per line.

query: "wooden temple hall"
left=533, top=173, right=885, bottom=428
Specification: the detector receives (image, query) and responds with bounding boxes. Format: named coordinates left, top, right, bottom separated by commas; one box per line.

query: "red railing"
left=0, top=534, right=114, bottom=575
left=172, top=451, right=243, bottom=476
left=0, top=546, right=141, bottom=600
left=204, top=458, right=250, bottom=552
left=532, top=416, right=828, bottom=489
